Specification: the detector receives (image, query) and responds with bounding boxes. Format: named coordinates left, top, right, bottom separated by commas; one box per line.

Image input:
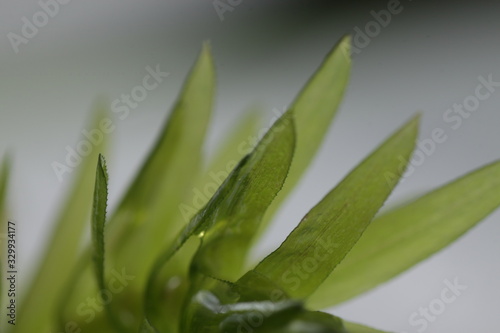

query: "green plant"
left=1, top=35, right=499, bottom=333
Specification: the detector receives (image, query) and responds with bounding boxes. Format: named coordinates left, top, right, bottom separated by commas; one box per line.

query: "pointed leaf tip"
left=197, top=41, right=215, bottom=72
left=97, top=154, right=108, bottom=179
left=309, top=157, right=500, bottom=308
left=338, top=34, right=352, bottom=61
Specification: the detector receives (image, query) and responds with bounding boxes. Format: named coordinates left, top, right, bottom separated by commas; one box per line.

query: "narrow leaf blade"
left=90, top=154, right=126, bottom=332
left=309, top=159, right=500, bottom=308
left=0, top=155, right=10, bottom=333
left=344, top=321, right=392, bottom=333
left=91, top=154, right=108, bottom=290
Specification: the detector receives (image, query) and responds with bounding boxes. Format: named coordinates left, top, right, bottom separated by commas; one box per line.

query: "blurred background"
left=1, top=0, right=499, bottom=332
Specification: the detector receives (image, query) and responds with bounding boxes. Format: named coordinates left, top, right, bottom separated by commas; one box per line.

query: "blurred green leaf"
left=192, top=110, right=262, bottom=214
left=344, top=321, right=391, bottom=333
left=108, top=42, right=216, bottom=272
left=139, top=319, right=158, bottom=333
left=0, top=155, right=10, bottom=333
left=309, top=159, right=500, bottom=308
left=16, top=101, right=108, bottom=333
left=259, top=35, right=351, bottom=235
left=0, top=155, right=8, bottom=217
left=206, top=109, right=262, bottom=170
left=239, top=115, right=419, bottom=300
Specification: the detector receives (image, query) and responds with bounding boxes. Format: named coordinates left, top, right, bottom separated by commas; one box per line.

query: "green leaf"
left=287, top=311, right=347, bottom=333
left=259, top=35, right=351, bottom=235
left=309, top=159, right=500, bottom=308
left=139, top=319, right=158, bottom=333
left=16, top=101, right=109, bottom=333
left=239, top=115, right=419, bottom=300
left=194, top=110, right=262, bottom=212
left=90, top=154, right=125, bottom=331
left=0, top=154, right=8, bottom=217
left=91, top=154, right=108, bottom=296
left=344, top=321, right=391, bottom=333
left=0, top=155, right=10, bottom=333
left=144, top=113, right=296, bottom=330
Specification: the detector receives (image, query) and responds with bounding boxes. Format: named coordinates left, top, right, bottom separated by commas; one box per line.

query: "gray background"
left=1, top=1, right=499, bottom=332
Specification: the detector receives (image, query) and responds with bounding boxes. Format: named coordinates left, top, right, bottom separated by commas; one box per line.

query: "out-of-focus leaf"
left=139, top=319, right=158, bottom=333
left=259, top=35, right=351, bottom=235
left=239, top=115, right=419, bottom=300
left=205, top=109, right=263, bottom=178
left=60, top=44, right=215, bottom=331
left=108, top=42, right=216, bottom=273
left=0, top=154, right=8, bottom=217
left=16, top=102, right=108, bottom=333
left=0, top=155, right=10, bottom=333
left=309, top=159, right=500, bottom=308
left=344, top=321, right=391, bottom=333
left=187, top=110, right=262, bottom=218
